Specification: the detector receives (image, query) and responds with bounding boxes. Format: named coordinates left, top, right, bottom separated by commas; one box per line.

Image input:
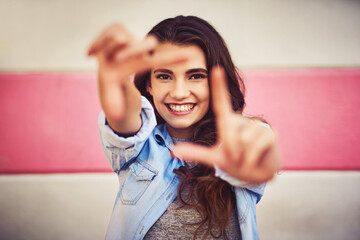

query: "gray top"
left=144, top=165, right=241, bottom=239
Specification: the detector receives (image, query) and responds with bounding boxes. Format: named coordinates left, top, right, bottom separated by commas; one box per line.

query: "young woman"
left=88, top=15, right=280, bottom=240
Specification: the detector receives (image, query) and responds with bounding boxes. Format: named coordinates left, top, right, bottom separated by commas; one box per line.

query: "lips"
left=166, top=103, right=195, bottom=112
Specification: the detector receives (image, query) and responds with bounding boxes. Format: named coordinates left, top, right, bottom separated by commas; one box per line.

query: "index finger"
left=125, top=48, right=191, bottom=75
left=211, top=66, right=233, bottom=119
left=171, top=142, right=223, bottom=167
left=88, top=23, right=129, bottom=56
left=115, top=35, right=158, bottom=62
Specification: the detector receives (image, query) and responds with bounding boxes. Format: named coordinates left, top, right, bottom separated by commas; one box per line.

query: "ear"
left=146, top=81, right=153, bottom=96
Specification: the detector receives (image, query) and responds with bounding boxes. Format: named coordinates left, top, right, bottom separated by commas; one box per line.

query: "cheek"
left=150, top=84, right=167, bottom=102
left=198, top=83, right=210, bottom=102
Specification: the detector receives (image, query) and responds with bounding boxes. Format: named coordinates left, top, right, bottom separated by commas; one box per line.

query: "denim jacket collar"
left=153, top=124, right=174, bottom=149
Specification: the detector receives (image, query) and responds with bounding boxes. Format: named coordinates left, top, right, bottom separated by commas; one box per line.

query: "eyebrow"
left=186, top=68, right=208, bottom=74
left=153, top=68, right=208, bottom=75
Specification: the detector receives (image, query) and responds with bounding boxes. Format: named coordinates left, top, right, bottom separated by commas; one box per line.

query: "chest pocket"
left=120, top=161, right=158, bottom=205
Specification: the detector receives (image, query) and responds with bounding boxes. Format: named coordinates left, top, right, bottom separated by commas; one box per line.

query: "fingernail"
left=170, top=149, right=182, bottom=160
left=170, top=149, right=175, bottom=158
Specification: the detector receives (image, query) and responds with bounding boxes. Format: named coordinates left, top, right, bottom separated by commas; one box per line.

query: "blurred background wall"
left=1, top=0, right=359, bottom=239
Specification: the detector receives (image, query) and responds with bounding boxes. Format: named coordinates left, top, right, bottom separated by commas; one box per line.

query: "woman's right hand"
left=88, top=24, right=189, bottom=134
left=88, top=23, right=161, bottom=84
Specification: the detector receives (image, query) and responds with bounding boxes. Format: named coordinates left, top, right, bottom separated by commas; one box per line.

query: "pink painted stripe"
left=0, top=69, right=359, bottom=173
left=0, top=73, right=108, bottom=173
left=243, top=69, right=360, bottom=170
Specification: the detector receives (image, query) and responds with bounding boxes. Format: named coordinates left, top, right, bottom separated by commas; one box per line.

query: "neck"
left=166, top=123, right=194, bottom=139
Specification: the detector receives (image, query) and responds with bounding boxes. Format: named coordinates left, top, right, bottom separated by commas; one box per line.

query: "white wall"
left=1, top=172, right=359, bottom=240
left=257, top=171, right=360, bottom=240
left=1, top=0, right=360, bottom=239
left=1, top=0, right=359, bottom=72
left=0, top=174, right=117, bottom=240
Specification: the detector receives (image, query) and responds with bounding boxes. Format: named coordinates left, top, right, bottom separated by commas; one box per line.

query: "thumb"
left=171, top=142, right=221, bottom=167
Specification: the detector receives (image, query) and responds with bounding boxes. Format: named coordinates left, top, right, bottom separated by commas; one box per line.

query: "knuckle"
left=110, top=23, right=125, bottom=30
left=263, top=130, right=275, bottom=144
left=146, top=35, right=159, bottom=46
left=258, top=133, right=273, bottom=150
left=240, top=134, right=251, bottom=145
left=113, top=35, right=129, bottom=47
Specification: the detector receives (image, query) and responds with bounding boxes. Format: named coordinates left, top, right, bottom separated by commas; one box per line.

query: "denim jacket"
left=98, top=97, right=265, bottom=240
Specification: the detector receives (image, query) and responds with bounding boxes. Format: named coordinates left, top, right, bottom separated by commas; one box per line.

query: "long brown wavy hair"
left=134, top=16, right=246, bottom=239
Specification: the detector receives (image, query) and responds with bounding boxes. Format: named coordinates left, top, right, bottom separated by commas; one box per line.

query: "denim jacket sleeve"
left=98, top=96, right=156, bottom=173
left=214, top=166, right=266, bottom=203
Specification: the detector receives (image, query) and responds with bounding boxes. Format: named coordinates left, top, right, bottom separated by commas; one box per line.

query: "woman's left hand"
left=172, top=67, right=281, bottom=183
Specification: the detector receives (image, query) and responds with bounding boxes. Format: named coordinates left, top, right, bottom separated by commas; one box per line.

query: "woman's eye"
left=189, top=74, right=207, bottom=80
left=156, top=74, right=172, bottom=80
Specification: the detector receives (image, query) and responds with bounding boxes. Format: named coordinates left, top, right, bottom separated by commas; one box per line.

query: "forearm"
left=89, top=23, right=188, bottom=136
left=99, top=77, right=142, bottom=136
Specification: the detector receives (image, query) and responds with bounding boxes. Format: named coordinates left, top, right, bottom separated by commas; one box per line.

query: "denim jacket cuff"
left=214, top=165, right=266, bottom=196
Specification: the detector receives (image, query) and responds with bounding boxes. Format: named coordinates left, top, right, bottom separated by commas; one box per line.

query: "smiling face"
left=147, top=43, right=210, bottom=139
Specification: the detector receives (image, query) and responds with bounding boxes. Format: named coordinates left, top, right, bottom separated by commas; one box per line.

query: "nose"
left=169, top=79, right=190, bottom=99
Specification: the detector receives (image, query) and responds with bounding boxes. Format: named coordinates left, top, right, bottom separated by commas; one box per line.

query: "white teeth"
left=168, top=104, right=194, bottom=112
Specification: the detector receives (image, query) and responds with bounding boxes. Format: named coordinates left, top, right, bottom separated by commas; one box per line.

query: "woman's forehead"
left=152, top=43, right=207, bottom=71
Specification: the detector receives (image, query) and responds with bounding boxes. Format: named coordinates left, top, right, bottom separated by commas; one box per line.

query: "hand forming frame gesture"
left=172, top=67, right=281, bottom=183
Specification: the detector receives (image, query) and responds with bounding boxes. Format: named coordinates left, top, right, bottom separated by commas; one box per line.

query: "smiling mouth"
left=166, top=103, right=195, bottom=112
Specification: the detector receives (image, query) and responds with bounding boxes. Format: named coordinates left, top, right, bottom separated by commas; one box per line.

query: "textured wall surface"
left=1, top=70, right=360, bottom=172
left=1, top=172, right=359, bottom=240
left=1, top=0, right=360, bottom=71
left=1, top=0, right=359, bottom=239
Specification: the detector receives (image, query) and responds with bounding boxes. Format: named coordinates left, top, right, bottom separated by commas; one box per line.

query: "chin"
left=169, top=122, right=193, bottom=129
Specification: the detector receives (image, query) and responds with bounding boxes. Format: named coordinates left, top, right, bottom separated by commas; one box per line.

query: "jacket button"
left=166, top=193, right=172, bottom=201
